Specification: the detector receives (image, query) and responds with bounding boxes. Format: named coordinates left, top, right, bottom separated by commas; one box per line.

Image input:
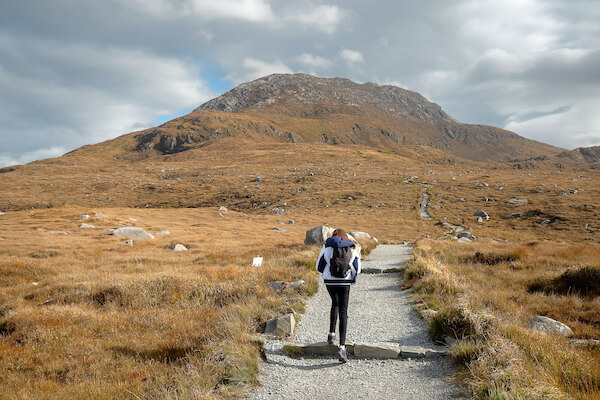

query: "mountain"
left=129, top=74, right=562, bottom=162
left=557, top=145, right=600, bottom=169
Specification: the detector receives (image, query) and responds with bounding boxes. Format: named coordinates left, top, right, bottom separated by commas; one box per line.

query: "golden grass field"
left=1, top=139, right=599, bottom=399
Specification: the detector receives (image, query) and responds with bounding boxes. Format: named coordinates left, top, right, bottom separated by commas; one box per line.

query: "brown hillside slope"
left=124, top=74, right=563, bottom=162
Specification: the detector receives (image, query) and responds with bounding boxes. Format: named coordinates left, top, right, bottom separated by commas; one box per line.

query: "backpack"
left=329, top=245, right=353, bottom=278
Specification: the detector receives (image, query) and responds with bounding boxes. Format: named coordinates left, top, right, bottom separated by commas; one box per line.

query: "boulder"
left=155, top=230, right=171, bottom=236
left=354, top=342, right=400, bottom=359
left=272, top=208, right=287, bottom=215
left=349, top=231, right=378, bottom=242
left=112, top=227, right=155, bottom=240
left=457, top=237, right=472, bottom=243
left=304, top=225, right=335, bottom=246
left=400, top=346, right=427, bottom=358
left=264, top=313, right=296, bottom=337
left=218, top=206, right=228, bottom=212
left=80, top=223, right=95, bottom=229
left=77, top=214, right=90, bottom=220
left=457, top=232, right=476, bottom=240
left=473, top=210, right=490, bottom=220
left=507, top=199, right=528, bottom=205
left=171, top=244, right=188, bottom=251
left=530, top=316, right=573, bottom=337
left=508, top=213, right=522, bottom=219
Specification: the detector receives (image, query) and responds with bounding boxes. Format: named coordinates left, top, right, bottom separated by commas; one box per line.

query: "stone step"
left=282, top=341, right=447, bottom=359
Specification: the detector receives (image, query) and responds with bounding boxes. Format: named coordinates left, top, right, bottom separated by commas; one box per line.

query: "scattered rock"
left=129, top=217, right=137, bottom=222
left=428, top=205, right=441, bottom=210
left=77, top=214, right=90, bottom=220
left=540, top=220, right=551, bottom=225
left=112, top=227, right=155, bottom=239
left=354, top=342, right=400, bottom=359
left=267, top=280, right=305, bottom=292
left=457, top=237, right=472, bottom=243
left=458, top=198, right=466, bottom=202
left=218, top=206, right=228, bottom=212
left=568, top=339, right=600, bottom=347
left=123, top=239, right=133, bottom=246
left=477, top=216, right=484, bottom=223
left=508, top=213, right=522, bottom=219
left=457, top=232, right=476, bottom=241
left=155, top=230, right=171, bottom=236
left=272, top=228, right=286, bottom=233
left=94, top=212, right=106, bottom=218
left=507, top=199, right=528, bottom=205
left=264, top=313, right=296, bottom=337
left=400, top=345, right=427, bottom=358
left=253, top=176, right=263, bottom=182
left=530, top=316, right=573, bottom=337
left=170, top=244, right=188, bottom=251
left=304, top=225, right=335, bottom=246
left=46, top=231, right=69, bottom=235
left=80, top=223, right=95, bottom=229
left=348, top=231, right=378, bottom=242
left=103, top=228, right=116, bottom=232
left=0, top=212, right=5, bottom=216
left=277, top=202, right=288, bottom=207
left=473, top=210, right=490, bottom=220
left=288, top=220, right=295, bottom=224
left=272, top=207, right=287, bottom=215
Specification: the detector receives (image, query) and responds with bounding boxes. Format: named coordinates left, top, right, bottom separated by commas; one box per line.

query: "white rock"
left=218, top=206, right=228, bottom=212
left=457, top=237, right=472, bottom=243
left=155, top=230, right=171, bottom=236
left=94, top=212, right=106, bottom=217
left=530, top=316, right=573, bottom=337
left=112, top=227, right=155, bottom=239
left=80, top=223, right=95, bottom=228
left=46, top=231, right=69, bottom=235
left=103, top=228, right=116, bottom=232
left=264, top=313, right=296, bottom=337
left=473, top=210, right=490, bottom=220
left=0, top=211, right=5, bottom=216
left=123, top=239, right=133, bottom=246
left=507, top=199, right=528, bottom=205
left=304, top=225, right=335, bottom=246
left=171, top=244, right=188, bottom=251
left=349, top=231, right=378, bottom=242
left=77, top=214, right=90, bottom=220
left=129, top=217, right=137, bottom=221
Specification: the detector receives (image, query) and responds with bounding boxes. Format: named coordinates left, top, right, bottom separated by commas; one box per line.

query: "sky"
left=1, top=0, right=599, bottom=167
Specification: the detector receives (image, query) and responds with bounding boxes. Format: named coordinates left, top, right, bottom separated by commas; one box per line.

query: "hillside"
left=125, top=74, right=562, bottom=163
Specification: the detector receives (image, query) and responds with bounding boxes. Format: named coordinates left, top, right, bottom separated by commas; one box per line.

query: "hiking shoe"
left=336, top=346, right=348, bottom=363
left=327, top=333, right=335, bottom=345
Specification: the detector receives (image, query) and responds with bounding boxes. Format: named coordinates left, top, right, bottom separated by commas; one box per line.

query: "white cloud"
left=132, top=0, right=275, bottom=22
left=287, top=5, right=345, bottom=34
left=0, top=37, right=213, bottom=167
left=297, top=53, right=334, bottom=69
left=0, top=146, right=67, bottom=167
left=190, top=0, right=275, bottom=22
left=226, top=57, right=293, bottom=84
left=340, top=49, right=364, bottom=65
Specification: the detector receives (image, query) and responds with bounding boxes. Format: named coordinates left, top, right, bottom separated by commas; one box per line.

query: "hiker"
left=316, top=228, right=361, bottom=363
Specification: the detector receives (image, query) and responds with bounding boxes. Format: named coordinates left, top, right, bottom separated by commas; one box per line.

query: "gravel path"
left=247, top=245, right=467, bottom=400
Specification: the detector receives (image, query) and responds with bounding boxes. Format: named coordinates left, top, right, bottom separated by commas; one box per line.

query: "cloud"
left=286, top=5, right=345, bottom=34
left=340, top=49, right=365, bottom=65
left=297, top=53, right=334, bottom=69
left=132, top=0, right=275, bottom=22
left=226, top=57, right=293, bottom=84
left=0, top=35, right=213, bottom=166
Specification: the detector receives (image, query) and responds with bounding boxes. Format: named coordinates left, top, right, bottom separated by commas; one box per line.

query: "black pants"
left=326, top=285, right=350, bottom=346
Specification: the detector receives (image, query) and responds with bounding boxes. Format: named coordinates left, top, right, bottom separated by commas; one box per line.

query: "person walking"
left=316, top=228, right=361, bottom=363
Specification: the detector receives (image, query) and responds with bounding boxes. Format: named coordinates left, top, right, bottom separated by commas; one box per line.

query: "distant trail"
left=419, top=185, right=432, bottom=220
left=247, top=245, right=465, bottom=400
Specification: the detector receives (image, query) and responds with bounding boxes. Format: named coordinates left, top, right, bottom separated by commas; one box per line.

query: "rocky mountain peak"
left=196, top=73, right=455, bottom=122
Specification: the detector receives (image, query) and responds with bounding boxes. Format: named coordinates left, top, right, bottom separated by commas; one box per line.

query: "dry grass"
left=0, top=207, right=326, bottom=399
left=405, top=240, right=600, bottom=399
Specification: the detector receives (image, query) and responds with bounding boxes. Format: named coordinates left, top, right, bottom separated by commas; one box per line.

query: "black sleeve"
left=317, top=253, right=327, bottom=273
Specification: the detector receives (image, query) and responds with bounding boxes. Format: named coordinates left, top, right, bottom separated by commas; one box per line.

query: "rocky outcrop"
left=530, top=316, right=573, bottom=337
left=112, top=227, right=155, bottom=240
left=304, top=225, right=335, bottom=246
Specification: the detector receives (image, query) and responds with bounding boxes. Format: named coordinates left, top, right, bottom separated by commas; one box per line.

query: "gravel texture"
left=247, top=245, right=467, bottom=400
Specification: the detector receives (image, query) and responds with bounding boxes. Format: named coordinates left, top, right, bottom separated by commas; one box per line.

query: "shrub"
left=428, top=305, right=477, bottom=342
left=462, top=252, right=519, bottom=266
left=528, top=266, right=600, bottom=297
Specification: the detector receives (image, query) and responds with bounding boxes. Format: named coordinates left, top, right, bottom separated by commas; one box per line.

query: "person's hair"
left=332, top=228, right=348, bottom=239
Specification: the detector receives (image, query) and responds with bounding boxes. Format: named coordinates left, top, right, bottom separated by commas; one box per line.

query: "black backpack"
left=330, top=245, right=353, bottom=278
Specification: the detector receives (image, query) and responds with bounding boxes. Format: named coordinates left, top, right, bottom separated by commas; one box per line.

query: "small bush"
left=429, top=305, right=477, bottom=342
left=451, top=340, right=482, bottom=364
left=462, top=252, right=519, bottom=266
left=528, top=266, right=600, bottom=297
